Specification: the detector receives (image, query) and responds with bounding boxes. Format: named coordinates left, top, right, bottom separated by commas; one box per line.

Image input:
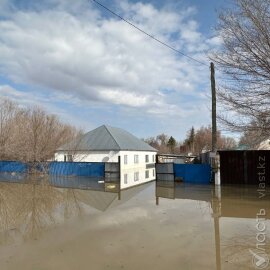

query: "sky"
left=0, top=0, right=229, bottom=140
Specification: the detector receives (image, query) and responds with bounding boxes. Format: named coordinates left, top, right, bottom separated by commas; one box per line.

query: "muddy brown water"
left=0, top=178, right=269, bottom=270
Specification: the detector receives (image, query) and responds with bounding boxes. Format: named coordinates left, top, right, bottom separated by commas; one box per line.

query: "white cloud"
left=0, top=0, right=219, bottom=138
left=0, top=85, right=94, bottom=130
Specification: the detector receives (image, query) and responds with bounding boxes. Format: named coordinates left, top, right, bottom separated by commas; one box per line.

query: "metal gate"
left=219, top=150, right=270, bottom=185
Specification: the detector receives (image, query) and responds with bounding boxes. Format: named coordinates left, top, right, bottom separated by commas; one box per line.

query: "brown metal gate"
left=219, top=150, right=270, bottom=186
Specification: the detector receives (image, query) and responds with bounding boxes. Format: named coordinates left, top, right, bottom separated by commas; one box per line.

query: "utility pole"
left=211, top=62, right=217, bottom=153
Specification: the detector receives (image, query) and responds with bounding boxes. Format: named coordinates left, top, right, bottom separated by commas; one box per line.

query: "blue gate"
left=174, top=164, right=211, bottom=184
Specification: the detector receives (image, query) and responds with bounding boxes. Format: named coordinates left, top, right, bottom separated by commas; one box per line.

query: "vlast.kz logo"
left=249, top=249, right=269, bottom=269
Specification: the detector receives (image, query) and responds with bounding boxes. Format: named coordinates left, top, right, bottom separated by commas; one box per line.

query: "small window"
left=152, top=155, right=155, bottom=163
left=134, top=155, right=139, bottom=164
left=145, top=170, right=149, bottom=179
left=64, top=154, right=73, bottom=162
left=145, top=155, right=149, bottom=163
left=124, top=155, right=128, bottom=164
left=134, top=172, right=139, bottom=181
left=153, top=169, right=155, bottom=177
left=124, top=173, right=128, bottom=184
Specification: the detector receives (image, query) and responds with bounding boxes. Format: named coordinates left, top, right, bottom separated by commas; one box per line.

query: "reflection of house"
left=77, top=182, right=151, bottom=211
left=55, top=125, right=157, bottom=188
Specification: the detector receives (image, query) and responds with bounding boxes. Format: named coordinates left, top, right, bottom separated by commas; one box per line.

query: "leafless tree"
left=182, top=126, right=237, bottom=154
left=0, top=99, right=81, bottom=167
left=144, top=127, right=236, bottom=155
left=212, top=0, right=270, bottom=137
left=0, top=99, right=18, bottom=159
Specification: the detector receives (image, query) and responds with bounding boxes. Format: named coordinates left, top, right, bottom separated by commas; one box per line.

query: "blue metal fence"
left=49, top=162, right=105, bottom=177
left=0, top=161, right=105, bottom=177
left=174, top=164, right=211, bottom=184
left=0, top=161, right=27, bottom=173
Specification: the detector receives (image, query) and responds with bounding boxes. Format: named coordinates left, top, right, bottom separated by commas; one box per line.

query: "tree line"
left=0, top=99, right=81, bottom=162
left=144, top=126, right=237, bottom=154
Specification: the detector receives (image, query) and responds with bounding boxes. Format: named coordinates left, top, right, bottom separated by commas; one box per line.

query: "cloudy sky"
left=0, top=0, right=227, bottom=140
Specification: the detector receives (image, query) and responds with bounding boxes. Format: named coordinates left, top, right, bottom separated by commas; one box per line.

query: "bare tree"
left=0, top=99, right=18, bottom=159
left=182, top=126, right=237, bottom=154
left=0, top=98, right=81, bottom=166
left=212, top=0, right=270, bottom=137
left=143, top=127, right=236, bottom=155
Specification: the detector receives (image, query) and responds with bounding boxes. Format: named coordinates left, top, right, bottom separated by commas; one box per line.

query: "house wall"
left=119, top=151, right=156, bottom=189
left=54, top=150, right=157, bottom=189
left=54, top=151, right=120, bottom=162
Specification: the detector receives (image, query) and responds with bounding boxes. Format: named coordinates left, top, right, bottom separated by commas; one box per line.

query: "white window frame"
left=134, top=155, right=139, bottom=164
left=64, top=154, right=73, bottom=162
left=124, top=155, right=128, bottom=165
left=134, top=172, right=139, bottom=181
left=152, top=155, right=155, bottom=163
left=145, top=170, right=149, bottom=179
left=124, top=173, right=128, bottom=184
left=145, top=155, right=149, bottom=163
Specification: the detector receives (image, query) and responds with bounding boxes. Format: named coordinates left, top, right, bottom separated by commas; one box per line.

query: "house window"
left=64, top=154, right=73, bottom=162
left=145, top=170, right=149, bottom=179
left=152, top=155, right=155, bottom=163
left=124, top=155, right=128, bottom=164
left=145, top=155, right=149, bottom=163
left=134, top=172, right=139, bottom=182
left=124, top=173, right=128, bottom=184
left=134, top=155, right=139, bottom=164
left=153, top=169, right=155, bottom=177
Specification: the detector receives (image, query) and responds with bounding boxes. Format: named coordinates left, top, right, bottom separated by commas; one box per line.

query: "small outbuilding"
left=55, top=125, right=157, bottom=188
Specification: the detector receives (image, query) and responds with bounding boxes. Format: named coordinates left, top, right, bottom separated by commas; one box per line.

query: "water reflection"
left=156, top=181, right=270, bottom=270
left=0, top=175, right=148, bottom=243
left=0, top=176, right=269, bottom=270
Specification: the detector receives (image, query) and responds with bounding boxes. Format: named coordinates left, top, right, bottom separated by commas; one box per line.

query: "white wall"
left=54, top=150, right=157, bottom=189
left=119, top=151, right=156, bottom=189
left=54, top=151, right=119, bottom=162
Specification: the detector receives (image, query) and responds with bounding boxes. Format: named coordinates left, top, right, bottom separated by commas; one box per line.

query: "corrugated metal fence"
left=0, top=161, right=105, bottom=177
left=174, top=164, right=211, bottom=184
left=0, top=161, right=28, bottom=173
left=49, top=162, right=104, bottom=177
left=156, top=162, right=212, bottom=184
left=219, top=150, right=270, bottom=185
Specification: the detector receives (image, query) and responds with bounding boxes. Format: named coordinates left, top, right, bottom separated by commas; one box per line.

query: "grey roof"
left=58, top=125, right=157, bottom=152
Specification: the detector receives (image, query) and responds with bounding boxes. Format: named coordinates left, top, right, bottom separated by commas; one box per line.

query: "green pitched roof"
left=58, top=125, right=156, bottom=152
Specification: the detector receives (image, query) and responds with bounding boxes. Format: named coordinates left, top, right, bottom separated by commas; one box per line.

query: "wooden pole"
left=211, top=62, right=217, bottom=152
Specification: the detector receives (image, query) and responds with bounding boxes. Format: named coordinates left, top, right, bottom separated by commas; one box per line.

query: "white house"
left=55, top=125, right=157, bottom=188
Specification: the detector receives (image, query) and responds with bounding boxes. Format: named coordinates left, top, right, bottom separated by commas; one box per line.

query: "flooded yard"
left=0, top=178, right=269, bottom=270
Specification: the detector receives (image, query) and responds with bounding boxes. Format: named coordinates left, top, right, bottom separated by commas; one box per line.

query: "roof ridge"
left=103, top=125, right=121, bottom=150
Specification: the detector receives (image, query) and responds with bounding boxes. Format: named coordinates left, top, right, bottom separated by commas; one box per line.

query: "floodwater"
left=0, top=177, right=269, bottom=270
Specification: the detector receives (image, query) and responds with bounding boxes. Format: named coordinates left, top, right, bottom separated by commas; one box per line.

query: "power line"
left=90, top=0, right=208, bottom=67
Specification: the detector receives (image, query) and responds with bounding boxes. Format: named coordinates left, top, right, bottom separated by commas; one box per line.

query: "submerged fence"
left=49, top=162, right=104, bottom=177
left=0, top=161, right=28, bottom=173
left=174, top=164, right=211, bottom=184
left=219, top=150, right=270, bottom=186
left=156, top=162, right=212, bottom=184
left=0, top=161, right=105, bottom=177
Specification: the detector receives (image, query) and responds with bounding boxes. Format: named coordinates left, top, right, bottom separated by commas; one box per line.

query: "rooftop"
left=58, top=125, right=157, bottom=152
